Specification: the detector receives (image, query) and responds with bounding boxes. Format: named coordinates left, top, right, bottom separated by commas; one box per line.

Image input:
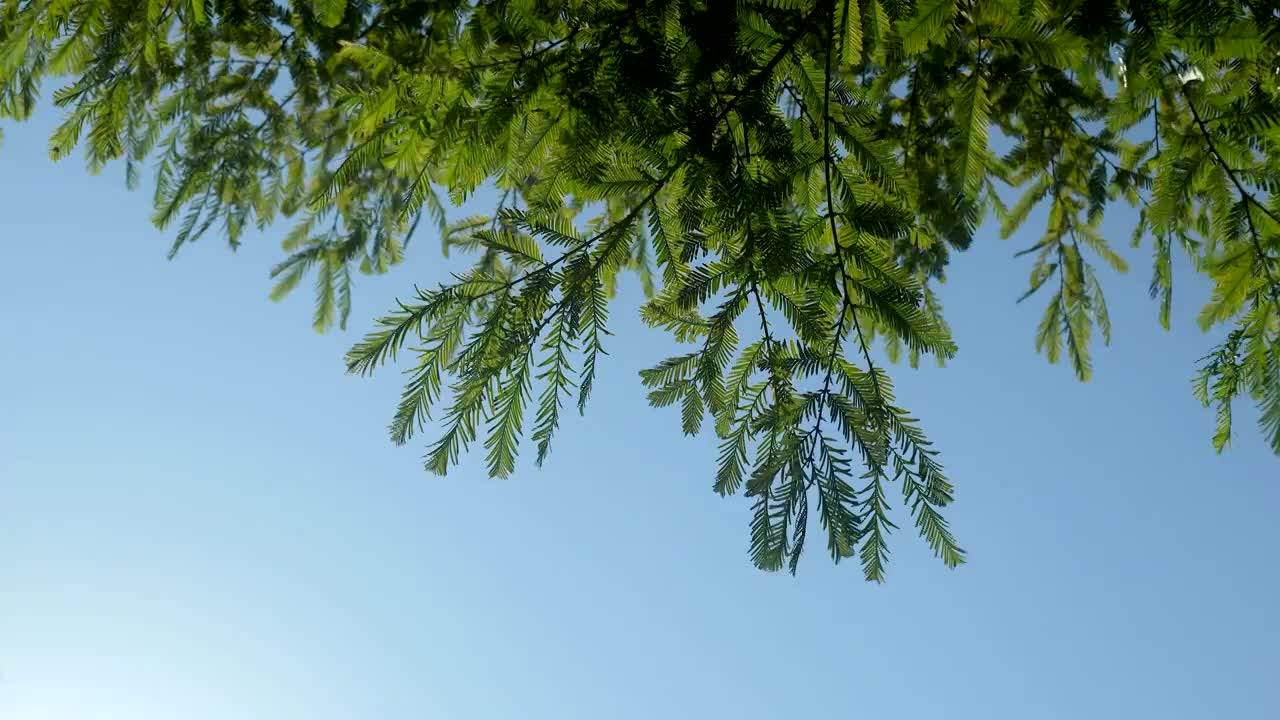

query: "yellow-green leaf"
left=839, top=0, right=862, bottom=66
left=897, top=0, right=956, bottom=56
left=313, top=0, right=346, bottom=28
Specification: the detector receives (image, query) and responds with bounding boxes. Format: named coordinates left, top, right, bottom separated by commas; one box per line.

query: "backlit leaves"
left=5, top=0, right=1280, bottom=577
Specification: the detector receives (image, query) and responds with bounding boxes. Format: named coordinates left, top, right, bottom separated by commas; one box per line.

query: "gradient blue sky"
left=2, top=103, right=1278, bottom=720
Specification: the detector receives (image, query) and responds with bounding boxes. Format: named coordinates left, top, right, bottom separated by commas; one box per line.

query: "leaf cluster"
left=6, top=0, right=1280, bottom=576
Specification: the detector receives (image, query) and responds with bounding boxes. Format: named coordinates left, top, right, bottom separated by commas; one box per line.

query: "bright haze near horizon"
left=1, top=103, right=1277, bottom=720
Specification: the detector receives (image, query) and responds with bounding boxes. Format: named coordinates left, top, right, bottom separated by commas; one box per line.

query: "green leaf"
left=1017, top=262, right=1057, bottom=303
left=1257, top=342, right=1280, bottom=454
left=1087, top=267, right=1112, bottom=345
left=313, top=0, right=346, bottom=28
left=1035, top=293, right=1064, bottom=366
left=951, top=71, right=990, bottom=200
left=484, top=349, right=535, bottom=478
left=839, top=0, right=862, bottom=66
left=863, top=0, right=890, bottom=63
left=681, top=383, right=705, bottom=436
left=897, top=0, right=956, bottom=56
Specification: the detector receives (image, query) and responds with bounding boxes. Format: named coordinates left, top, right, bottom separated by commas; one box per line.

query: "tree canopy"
left=3, top=0, right=1279, bottom=578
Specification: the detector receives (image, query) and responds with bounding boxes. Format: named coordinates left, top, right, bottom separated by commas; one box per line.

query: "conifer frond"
left=897, top=0, right=957, bottom=56
left=952, top=71, right=991, bottom=201
left=11, top=0, right=1280, bottom=576
left=1258, top=341, right=1280, bottom=454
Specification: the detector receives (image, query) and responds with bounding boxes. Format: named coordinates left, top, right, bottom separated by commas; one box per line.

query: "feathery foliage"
left=5, top=0, right=1280, bottom=577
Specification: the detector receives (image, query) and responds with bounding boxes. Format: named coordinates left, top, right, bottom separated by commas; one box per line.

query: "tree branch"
left=1183, top=86, right=1280, bottom=302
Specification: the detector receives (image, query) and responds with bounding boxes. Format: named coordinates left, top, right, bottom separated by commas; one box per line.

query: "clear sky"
left=2, top=103, right=1278, bottom=720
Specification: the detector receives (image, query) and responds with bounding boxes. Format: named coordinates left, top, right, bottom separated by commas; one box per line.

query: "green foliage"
left=5, top=0, right=1280, bottom=576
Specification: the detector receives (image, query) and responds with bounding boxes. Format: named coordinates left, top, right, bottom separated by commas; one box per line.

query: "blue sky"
left=2, top=104, right=1278, bottom=720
